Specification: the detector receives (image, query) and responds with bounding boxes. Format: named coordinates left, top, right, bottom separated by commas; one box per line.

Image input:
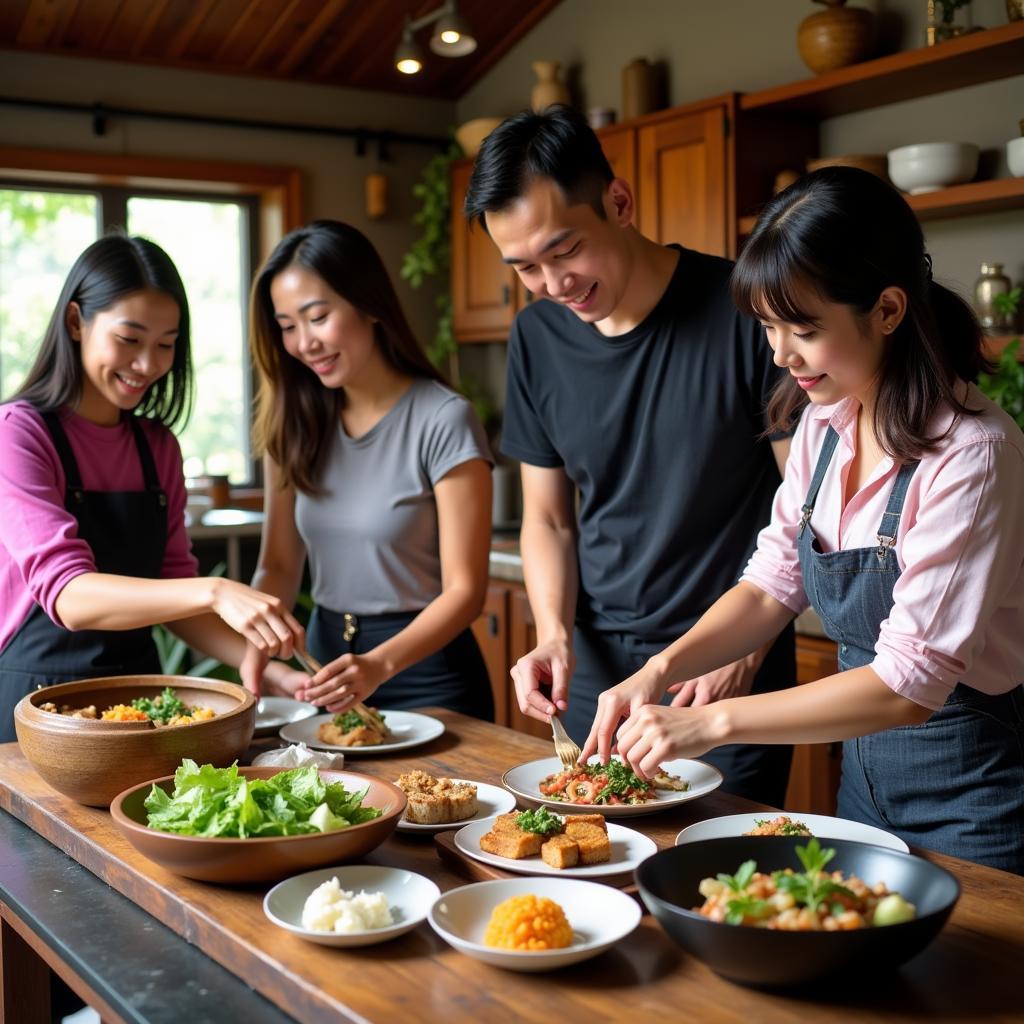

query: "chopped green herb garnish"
left=772, top=839, right=854, bottom=913
left=724, top=895, right=771, bottom=925
left=131, top=686, right=188, bottom=724
left=717, top=859, right=757, bottom=894
left=334, top=710, right=365, bottom=731
left=593, top=760, right=652, bottom=803
left=515, top=807, right=564, bottom=835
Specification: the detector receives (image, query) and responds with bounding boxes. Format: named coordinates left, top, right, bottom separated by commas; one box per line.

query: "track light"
left=394, top=1, right=476, bottom=75
left=395, top=24, right=423, bottom=75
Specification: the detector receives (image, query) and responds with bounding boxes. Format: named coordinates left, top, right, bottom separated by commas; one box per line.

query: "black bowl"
left=635, top=836, right=960, bottom=987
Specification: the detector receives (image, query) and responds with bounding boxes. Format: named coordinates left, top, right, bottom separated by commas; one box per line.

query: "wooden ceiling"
left=0, top=0, right=564, bottom=100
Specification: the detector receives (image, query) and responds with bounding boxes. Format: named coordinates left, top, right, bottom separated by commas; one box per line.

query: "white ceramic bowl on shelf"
left=1008, top=137, right=1024, bottom=178
left=887, top=143, right=979, bottom=194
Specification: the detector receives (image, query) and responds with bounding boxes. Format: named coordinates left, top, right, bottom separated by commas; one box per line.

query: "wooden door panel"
left=784, top=635, right=842, bottom=814
left=450, top=159, right=518, bottom=341
left=471, top=586, right=510, bottom=726
left=638, top=107, right=727, bottom=256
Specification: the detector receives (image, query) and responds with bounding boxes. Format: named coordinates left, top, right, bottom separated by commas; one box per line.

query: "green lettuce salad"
left=144, top=760, right=382, bottom=838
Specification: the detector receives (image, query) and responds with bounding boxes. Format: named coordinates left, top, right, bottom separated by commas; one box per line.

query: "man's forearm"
left=519, top=517, right=577, bottom=644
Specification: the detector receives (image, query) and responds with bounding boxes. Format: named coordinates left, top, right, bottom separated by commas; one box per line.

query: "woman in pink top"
left=0, top=235, right=305, bottom=741
left=582, top=167, right=1024, bottom=873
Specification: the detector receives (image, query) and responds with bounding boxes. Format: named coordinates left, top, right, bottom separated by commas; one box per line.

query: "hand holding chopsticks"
left=293, top=648, right=388, bottom=727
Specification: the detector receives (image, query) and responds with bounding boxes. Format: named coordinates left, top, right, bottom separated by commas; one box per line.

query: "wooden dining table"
left=1, top=708, right=1023, bottom=1023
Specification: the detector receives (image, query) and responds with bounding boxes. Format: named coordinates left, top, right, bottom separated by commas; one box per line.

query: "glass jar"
left=973, top=263, right=1014, bottom=331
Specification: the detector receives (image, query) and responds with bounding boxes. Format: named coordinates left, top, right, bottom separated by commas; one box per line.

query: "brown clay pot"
left=14, top=675, right=256, bottom=806
left=797, top=0, right=876, bottom=75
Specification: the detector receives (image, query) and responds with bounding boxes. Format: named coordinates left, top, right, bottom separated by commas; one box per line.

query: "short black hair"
left=463, top=105, right=614, bottom=232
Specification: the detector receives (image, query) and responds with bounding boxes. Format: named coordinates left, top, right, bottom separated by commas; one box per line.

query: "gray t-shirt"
left=295, top=378, right=491, bottom=614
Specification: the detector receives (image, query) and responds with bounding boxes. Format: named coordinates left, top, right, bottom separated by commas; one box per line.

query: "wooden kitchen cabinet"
left=450, top=159, right=521, bottom=342
left=784, top=634, right=842, bottom=815
left=636, top=100, right=731, bottom=258
left=470, top=585, right=511, bottom=726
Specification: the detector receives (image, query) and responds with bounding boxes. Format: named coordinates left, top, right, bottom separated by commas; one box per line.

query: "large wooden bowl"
left=110, top=767, right=407, bottom=883
left=14, top=675, right=256, bottom=807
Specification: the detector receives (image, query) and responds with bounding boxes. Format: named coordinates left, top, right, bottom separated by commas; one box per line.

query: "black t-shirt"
left=501, top=245, right=785, bottom=641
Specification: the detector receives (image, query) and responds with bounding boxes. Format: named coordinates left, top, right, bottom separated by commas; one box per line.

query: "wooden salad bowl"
left=110, top=767, right=406, bottom=883
left=14, top=675, right=256, bottom=807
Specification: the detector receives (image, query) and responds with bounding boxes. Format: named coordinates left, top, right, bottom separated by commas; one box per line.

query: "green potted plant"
left=401, top=137, right=463, bottom=371
left=977, top=288, right=1024, bottom=430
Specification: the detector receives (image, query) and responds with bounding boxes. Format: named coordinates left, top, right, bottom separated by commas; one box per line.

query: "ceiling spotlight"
left=394, top=24, right=424, bottom=75
left=394, top=0, right=476, bottom=75
left=430, top=8, right=477, bottom=57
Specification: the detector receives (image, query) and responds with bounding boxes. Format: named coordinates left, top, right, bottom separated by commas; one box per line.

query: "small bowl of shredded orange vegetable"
left=428, top=877, right=640, bottom=972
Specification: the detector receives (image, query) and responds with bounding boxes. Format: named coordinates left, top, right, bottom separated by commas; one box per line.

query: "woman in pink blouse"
left=582, top=167, right=1024, bottom=873
left=0, top=235, right=305, bottom=741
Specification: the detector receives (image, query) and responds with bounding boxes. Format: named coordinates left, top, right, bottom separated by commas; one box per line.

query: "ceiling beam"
left=165, top=0, right=219, bottom=60
left=276, top=0, right=349, bottom=76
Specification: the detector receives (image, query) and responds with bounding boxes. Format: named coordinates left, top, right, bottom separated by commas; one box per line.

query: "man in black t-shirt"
left=464, top=106, right=795, bottom=805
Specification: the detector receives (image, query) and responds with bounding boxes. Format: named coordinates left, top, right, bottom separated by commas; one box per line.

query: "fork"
left=293, top=649, right=388, bottom=730
left=550, top=714, right=583, bottom=769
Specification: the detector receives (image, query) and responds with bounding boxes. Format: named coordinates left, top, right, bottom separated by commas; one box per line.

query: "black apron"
left=0, top=411, right=168, bottom=742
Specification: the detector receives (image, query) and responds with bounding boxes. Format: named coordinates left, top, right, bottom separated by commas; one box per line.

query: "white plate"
left=674, top=812, right=910, bottom=853
left=453, top=815, right=656, bottom=879
left=263, top=865, right=440, bottom=947
left=278, top=709, right=445, bottom=755
left=396, top=780, right=517, bottom=833
left=254, top=697, right=318, bottom=737
left=429, top=877, right=641, bottom=972
left=502, top=756, right=723, bottom=818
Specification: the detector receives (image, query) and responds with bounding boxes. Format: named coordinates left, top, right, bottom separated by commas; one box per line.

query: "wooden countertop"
left=2, top=713, right=1022, bottom=1023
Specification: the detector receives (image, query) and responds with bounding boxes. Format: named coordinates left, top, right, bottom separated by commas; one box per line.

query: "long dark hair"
left=250, top=219, right=445, bottom=494
left=464, top=105, right=614, bottom=231
left=11, top=234, right=193, bottom=430
left=732, top=166, right=989, bottom=461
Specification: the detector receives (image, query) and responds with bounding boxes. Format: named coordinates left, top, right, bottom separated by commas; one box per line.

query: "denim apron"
left=797, top=426, right=1024, bottom=874
left=0, top=411, right=167, bottom=742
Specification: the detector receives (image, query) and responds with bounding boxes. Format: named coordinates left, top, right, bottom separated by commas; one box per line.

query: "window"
left=0, top=182, right=257, bottom=484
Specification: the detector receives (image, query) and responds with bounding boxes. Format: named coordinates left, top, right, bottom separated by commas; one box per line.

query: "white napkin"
left=251, top=742, right=344, bottom=770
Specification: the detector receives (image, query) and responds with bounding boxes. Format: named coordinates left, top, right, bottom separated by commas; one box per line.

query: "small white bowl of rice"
left=263, top=864, right=440, bottom=947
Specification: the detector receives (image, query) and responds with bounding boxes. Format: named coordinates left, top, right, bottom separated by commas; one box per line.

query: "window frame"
left=0, top=147, right=303, bottom=495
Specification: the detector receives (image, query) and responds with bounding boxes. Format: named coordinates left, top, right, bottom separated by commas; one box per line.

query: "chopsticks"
left=293, top=649, right=388, bottom=731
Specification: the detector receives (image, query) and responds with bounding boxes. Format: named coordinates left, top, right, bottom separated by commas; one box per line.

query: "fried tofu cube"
left=541, top=834, right=580, bottom=869
left=479, top=829, right=545, bottom=859
left=564, top=822, right=611, bottom=864
left=492, top=812, right=526, bottom=834
left=562, top=813, right=607, bottom=832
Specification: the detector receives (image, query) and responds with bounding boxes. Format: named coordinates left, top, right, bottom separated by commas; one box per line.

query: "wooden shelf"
left=738, top=177, right=1024, bottom=238
left=908, top=176, right=1024, bottom=220
left=740, top=21, right=1024, bottom=118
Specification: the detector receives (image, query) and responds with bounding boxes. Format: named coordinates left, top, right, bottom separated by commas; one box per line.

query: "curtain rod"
left=0, top=96, right=450, bottom=161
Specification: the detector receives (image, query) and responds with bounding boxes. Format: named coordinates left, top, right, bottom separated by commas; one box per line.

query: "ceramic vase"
left=974, top=263, right=1015, bottom=331
left=531, top=61, right=569, bottom=113
left=797, top=0, right=876, bottom=74
left=621, top=57, right=658, bottom=120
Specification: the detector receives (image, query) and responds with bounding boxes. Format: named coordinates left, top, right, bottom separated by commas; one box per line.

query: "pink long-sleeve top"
left=0, top=402, right=198, bottom=654
left=742, top=383, right=1024, bottom=710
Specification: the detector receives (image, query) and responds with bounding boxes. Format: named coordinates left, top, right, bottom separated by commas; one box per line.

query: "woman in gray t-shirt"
left=246, top=220, right=494, bottom=719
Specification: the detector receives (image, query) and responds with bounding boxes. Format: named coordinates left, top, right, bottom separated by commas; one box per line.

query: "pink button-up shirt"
left=742, top=384, right=1024, bottom=710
